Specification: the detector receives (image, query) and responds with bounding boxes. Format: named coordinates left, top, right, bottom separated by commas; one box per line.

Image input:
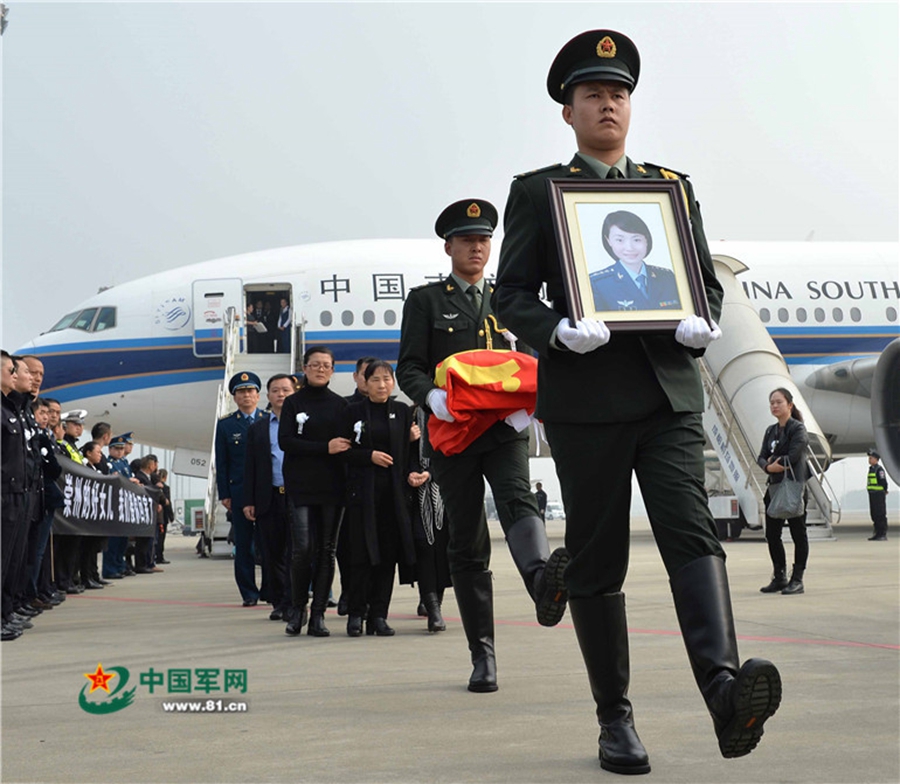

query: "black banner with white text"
left=52, top=459, right=159, bottom=537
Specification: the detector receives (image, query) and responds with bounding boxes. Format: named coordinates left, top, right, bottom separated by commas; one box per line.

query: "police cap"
left=434, top=199, right=498, bottom=240
left=547, top=30, right=640, bottom=104
left=229, top=371, right=261, bottom=395
left=867, top=448, right=881, bottom=459
left=61, top=409, right=88, bottom=424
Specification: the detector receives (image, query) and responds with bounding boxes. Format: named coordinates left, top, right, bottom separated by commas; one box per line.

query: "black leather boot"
left=781, top=565, right=805, bottom=595
left=569, top=594, right=651, bottom=775
left=285, top=605, right=308, bottom=636
left=759, top=568, right=788, bottom=593
left=307, top=611, right=330, bottom=637
left=346, top=615, right=363, bottom=637
left=366, top=617, right=395, bottom=636
left=671, top=555, right=782, bottom=758
left=422, top=591, right=446, bottom=632
left=452, top=571, right=498, bottom=693
left=505, top=516, right=570, bottom=626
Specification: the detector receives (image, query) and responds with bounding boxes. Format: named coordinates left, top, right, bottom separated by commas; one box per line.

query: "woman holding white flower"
left=341, top=360, right=419, bottom=637
left=278, top=346, right=350, bottom=637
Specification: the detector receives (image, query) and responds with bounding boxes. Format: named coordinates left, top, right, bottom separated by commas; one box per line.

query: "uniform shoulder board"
left=589, top=266, right=616, bottom=279
left=514, top=163, right=566, bottom=180
left=410, top=279, right=446, bottom=293
left=647, top=264, right=674, bottom=277
left=641, top=162, right=691, bottom=180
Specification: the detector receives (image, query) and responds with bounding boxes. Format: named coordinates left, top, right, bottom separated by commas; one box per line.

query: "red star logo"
left=601, top=39, right=613, bottom=53
left=84, top=663, right=116, bottom=694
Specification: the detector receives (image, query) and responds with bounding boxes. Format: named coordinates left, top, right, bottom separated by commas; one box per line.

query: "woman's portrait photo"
left=586, top=209, right=681, bottom=312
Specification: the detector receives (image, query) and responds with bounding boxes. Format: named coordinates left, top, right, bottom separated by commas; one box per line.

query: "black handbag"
left=767, top=462, right=805, bottom=519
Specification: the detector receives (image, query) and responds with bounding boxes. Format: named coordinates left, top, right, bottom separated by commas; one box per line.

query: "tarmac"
left=2, top=516, right=898, bottom=784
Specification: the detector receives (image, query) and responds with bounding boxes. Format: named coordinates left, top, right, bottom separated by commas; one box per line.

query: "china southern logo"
left=79, top=663, right=136, bottom=714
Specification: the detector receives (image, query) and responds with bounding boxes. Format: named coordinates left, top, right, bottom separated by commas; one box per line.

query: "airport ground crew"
left=397, top=199, right=569, bottom=694
left=867, top=448, right=889, bottom=540
left=493, top=29, right=781, bottom=773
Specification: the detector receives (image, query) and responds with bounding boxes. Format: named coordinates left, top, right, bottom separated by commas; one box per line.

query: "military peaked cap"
left=434, top=199, right=498, bottom=240
left=229, top=371, right=261, bottom=395
left=547, top=30, right=640, bottom=103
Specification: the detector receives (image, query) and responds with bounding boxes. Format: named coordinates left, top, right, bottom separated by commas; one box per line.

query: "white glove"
left=674, top=315, right=722, bottom=349
left=504, top=408, right=532, bottom=432
left=501, top=330, right=517, bottom=344
left=556, top=317, right=611, bottom=354
left=426, top=388, right=455, bottom=422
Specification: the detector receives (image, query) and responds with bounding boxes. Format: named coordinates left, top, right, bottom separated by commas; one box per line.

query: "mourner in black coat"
left=278, top=347, right=349, bottom=637
left=339, top=361, right=418, bottom=637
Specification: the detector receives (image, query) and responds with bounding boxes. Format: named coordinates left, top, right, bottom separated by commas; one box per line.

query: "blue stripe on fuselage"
left=33, top=325, right=897, bottom=401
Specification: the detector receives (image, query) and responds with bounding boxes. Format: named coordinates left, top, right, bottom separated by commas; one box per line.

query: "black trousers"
left=545, top=410, right=723, bottom=598
left=257, top=487, right=292, bottom=611
left=1, top=493, right=28, bottom=619
left=869, top=492, right=888, bottom=537
left=287, top=501, right=342, bottom=613
left=763, top=489, right=809, bottom=571
left=430, top=438, right=539, bottom=574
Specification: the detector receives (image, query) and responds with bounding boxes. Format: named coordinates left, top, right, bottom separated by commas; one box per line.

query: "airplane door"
left=192, top=278, right=244, bottom=357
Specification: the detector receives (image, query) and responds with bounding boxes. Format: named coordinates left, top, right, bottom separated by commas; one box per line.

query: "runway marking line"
left=69, top=595, right=900, bottom=650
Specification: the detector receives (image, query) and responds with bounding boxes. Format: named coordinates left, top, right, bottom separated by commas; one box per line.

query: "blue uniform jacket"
left=590, top=260, right=680, bottom=312
left=215, top=409, right=265, bottom=508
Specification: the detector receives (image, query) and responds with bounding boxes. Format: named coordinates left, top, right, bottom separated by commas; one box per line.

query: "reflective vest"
left=867, top=465, right=886, bottom=493
left=58, top=439, right=84, bottom=465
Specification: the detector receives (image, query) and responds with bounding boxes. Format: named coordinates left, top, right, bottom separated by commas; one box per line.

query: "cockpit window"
left=49, top=311, right=81, bottom=332
left=48, top=307, right=117, bottom=333
left=94, top=307, right=117, bottom=332
left=73, top=308, right=98, bottom=331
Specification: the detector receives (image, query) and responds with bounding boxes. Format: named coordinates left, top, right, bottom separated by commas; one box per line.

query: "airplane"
left=17, top=239, right=900, bottom=492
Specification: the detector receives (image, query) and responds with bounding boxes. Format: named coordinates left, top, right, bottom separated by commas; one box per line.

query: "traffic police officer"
left=215, top=371, right=266, bottom=606
left=397, top=199, right=570, bottom=694
left=866, top=448, right=889, bottom=540
left=493, top=30, right=781, bottom=773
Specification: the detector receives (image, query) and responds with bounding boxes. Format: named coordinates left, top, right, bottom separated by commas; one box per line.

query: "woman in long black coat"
left=341, top=360, right=417, bottom=637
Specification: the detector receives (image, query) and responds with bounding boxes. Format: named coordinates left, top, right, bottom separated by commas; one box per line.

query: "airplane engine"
left=872, top=337, right=900, bottom=484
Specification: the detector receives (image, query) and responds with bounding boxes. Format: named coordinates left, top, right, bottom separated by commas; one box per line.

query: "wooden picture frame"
left=548, top=179, right=711, bottom=332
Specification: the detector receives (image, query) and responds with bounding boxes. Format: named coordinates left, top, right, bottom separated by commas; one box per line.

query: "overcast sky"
left=2, top=2, right=898, bottom=351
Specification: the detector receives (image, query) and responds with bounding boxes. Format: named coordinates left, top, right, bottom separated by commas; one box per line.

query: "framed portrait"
left=548, top=179, right=711, bottom=333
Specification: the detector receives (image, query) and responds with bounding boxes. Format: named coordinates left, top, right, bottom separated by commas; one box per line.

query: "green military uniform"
left=495, top=152, right=725, bottom=593
left=493, top=29, right=780, bottom=771
left=397, top=198, right=569, bottom=693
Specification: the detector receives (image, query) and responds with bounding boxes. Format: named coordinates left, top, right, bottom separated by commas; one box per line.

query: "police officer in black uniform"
left=493, top=30, right=781, bottom=773
left=397, top=199, right=570, bottom=694
left=866, top=448, right=889, bottom=540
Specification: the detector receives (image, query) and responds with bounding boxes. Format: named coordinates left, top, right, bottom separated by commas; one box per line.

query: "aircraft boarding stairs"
left=200, top=309, right=305, bottom=555
left=701, top=255, right=840, bottom=540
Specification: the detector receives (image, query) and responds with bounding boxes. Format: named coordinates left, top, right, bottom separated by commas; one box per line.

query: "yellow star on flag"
left=84, top=663, right=116, bottom=693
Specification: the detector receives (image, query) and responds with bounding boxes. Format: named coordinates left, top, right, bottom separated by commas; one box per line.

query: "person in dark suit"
left=397, top=199, right=570, bottom=694
left=590, top=211, right=680, bottom=312
left=533, top=482, right=548, bottom=522
left=276, top=298, right=291, bottom=354
left=492, top=29, right=781, bottom=774
left=278, top=346, right=350, bottom=637
left=243, top=374, right=296, bottom=621
left=215, top=371, right=266, bottom=606
left=340, top=360, right=418, bottom=637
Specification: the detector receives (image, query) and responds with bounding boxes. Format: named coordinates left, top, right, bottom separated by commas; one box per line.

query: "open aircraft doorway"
left=243, top=284, right=292, bottom=355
